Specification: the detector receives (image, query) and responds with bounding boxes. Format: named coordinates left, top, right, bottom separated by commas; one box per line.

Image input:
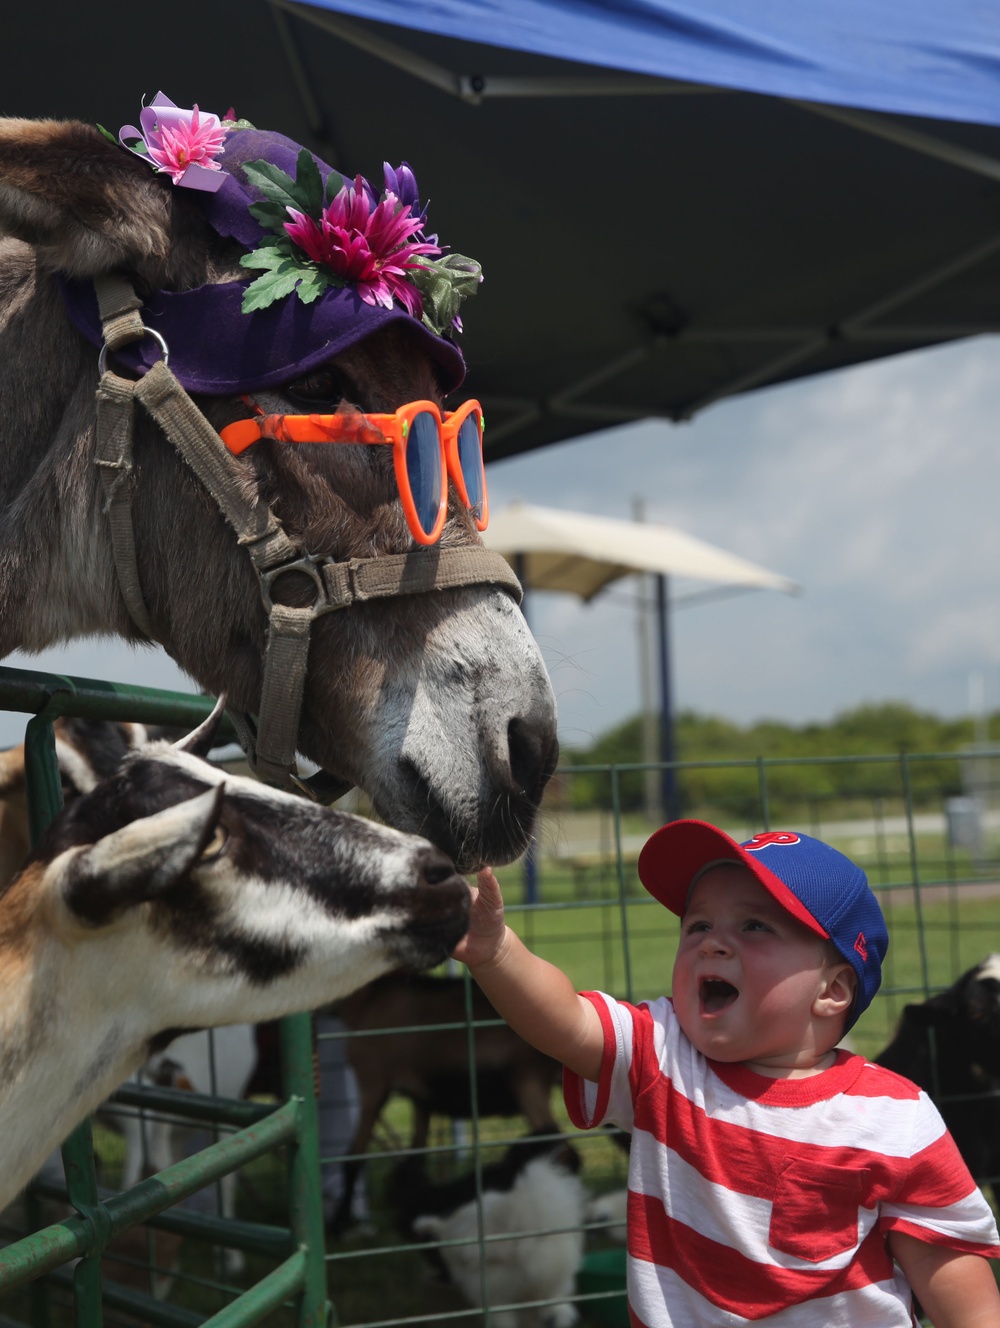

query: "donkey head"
left=0, top=101, right=558, bottom=870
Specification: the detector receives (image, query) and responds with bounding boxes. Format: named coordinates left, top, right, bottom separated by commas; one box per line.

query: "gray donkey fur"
left=0, top=117, right=558, bottom=871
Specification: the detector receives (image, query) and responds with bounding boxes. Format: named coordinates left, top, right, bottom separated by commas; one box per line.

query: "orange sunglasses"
left=220, top=399, right=487, bottom=546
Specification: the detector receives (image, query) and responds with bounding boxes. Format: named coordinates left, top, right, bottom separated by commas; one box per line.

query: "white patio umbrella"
left=483, top=501, right=800, bottom=847
left=483, top=501, right=800, bottom=601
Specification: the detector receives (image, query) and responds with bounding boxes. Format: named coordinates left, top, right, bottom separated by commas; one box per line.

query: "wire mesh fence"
left=1, top=679, right=999, bottom=1328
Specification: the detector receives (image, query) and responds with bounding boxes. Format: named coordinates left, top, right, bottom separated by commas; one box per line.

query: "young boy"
left=452, top=820, right=1000, bottom=1327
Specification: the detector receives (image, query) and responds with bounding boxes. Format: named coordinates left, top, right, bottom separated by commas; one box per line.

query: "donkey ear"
left=0, top=119, right=172, bottom=276
left=59, top=785, right=224, bottom=926
left=173, top=694, right=228, bottom=758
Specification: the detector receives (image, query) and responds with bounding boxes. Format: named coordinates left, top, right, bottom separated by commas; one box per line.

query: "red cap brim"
left=637, top=819, right=829, bottom=939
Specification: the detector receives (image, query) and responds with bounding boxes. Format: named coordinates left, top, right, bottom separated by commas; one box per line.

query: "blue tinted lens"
left=406, top=412, right=444, bottom=536
left=457, top=414, right=485, bottom=519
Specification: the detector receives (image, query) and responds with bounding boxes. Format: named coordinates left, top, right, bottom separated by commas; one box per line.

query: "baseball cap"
left=637, top=819, right=888, bottom=1028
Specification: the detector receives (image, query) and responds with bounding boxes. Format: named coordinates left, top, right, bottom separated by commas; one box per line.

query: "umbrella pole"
left=655, top=574, right=679, bottom=823
left=516, top=553, right=540, bottom=904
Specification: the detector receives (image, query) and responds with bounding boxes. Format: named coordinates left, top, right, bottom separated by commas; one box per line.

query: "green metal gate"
left=0, top=665, right=329, bottom=1328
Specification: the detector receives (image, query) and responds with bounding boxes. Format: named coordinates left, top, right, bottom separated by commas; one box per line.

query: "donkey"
left=0, top=105, right=558, bottom=871
left=0, top=704, right=470, bottom=1211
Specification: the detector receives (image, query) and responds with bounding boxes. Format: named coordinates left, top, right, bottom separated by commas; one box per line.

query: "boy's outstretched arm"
left=451, top=868, right=605, bottom=1083
left=889, top=1231, right=1000, bottom=1328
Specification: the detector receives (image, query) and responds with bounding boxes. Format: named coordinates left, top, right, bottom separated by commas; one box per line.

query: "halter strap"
left=91, top=273, right=521, bottom=798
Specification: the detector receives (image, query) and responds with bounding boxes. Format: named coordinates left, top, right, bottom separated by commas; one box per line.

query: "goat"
left=875, top=953, right=1000, bottom=1200
left=328, top=972, right=562, bottom=1232
left=0, top=714, right=261, bottom=1246
left=391, top=1133, right=585, bottom=1328
left=0, top=700, right=469, bottom=1211
left=0, top=717, right=152, bottom=887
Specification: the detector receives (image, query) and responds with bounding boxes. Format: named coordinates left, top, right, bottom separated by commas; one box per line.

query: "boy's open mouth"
left=700, top=977, right=739, bottom=1014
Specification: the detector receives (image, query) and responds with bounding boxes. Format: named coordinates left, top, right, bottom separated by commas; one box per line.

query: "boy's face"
left=671, top=865, right=842, bottom=1074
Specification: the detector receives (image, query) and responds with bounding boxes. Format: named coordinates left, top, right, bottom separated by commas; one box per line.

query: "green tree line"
left=559, top=702, right=998, bottom=820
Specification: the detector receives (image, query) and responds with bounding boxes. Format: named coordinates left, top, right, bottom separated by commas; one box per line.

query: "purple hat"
left=58, top=118, right=471, bottom=395
left=638, top=820, right=888, bottom=1028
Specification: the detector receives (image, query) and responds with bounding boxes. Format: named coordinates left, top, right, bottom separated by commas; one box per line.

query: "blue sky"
left=3, top=334, right=998, bottom=750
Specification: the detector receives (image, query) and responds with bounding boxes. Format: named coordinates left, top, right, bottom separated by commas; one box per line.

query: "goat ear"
left=173, top=695, right=228, bottom=758
left=60, top=785, right=224, bottom=926
left=0, top=119, right=172, bottom=276
left=903, top=998, right=953, bottom=1027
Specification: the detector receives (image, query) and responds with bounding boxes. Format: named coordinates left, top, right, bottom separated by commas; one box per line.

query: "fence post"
left=279, top=1012, right=331, bottom=1328
left=25, top=710, right=107, bottom=1328
left=611, top=768, right=635, bottom=1004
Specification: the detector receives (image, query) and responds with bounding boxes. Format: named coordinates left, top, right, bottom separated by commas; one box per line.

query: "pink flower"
left=284, top=175, right=441, bottom=314
left=145, top=106, right=226, bottom=184
left=119, top=93, right=227, bottom=193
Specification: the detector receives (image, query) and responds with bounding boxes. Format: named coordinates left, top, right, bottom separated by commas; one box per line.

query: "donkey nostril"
left=419, top=846, right=459, bottom=886
left=508, top=717, right=559, bottom=799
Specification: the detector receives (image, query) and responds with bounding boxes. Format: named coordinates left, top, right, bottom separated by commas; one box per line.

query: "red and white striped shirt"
left=565, top=992, right=1000, bottom=1327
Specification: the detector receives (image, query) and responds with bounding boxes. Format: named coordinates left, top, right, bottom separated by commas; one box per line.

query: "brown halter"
left=91, top=274, right=522, bottom=800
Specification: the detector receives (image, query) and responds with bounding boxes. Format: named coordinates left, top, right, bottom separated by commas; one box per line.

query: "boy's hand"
left=450, top=867, right=508, bottom=969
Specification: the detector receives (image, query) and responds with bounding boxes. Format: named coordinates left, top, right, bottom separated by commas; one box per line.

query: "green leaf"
left=242, top=159, right=303, bottom=211
left=96, top=123, right=118, bottom=145
left=293, top=148, right=324, bottom=217
left=409, top=253, right=482, bottom=335
left=240, top=258, right=310, bottom=312
left=240, top=244, right=294, bottom=272
left=248, top=199, right=293, bottom=231
left=324, top=169, right=347, bottom=205
left=293, top=267, right=333, bottom=305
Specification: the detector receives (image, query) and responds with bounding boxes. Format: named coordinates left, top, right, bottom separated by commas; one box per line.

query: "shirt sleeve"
left=879, top=1090, right=1000, bottom=1258
left=563, top=990, right=639, bottom=1133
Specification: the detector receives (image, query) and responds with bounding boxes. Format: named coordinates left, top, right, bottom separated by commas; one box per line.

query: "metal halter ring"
left=259, top=554, right=332, bottom=618
left=97, top=325, right=170, bottom=377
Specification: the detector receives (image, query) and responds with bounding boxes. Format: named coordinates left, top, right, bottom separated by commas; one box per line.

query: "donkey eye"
left=285, top=366, right=355, bottom=409
left=200, top=826, right=228, bottom=860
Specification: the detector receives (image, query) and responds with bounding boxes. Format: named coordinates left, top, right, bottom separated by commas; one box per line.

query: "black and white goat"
left=876, top=953, right=1000, bottom=1199
left=0, top=701, right=469, bottom=1210
left=390, top=1133, right=586, bottom=1328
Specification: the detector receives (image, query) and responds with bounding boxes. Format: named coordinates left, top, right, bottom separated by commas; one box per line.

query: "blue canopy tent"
left=10, top=1, right=999, bottom=458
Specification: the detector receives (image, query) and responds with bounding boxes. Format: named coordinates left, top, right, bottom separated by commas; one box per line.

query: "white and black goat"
left=876, top=953, right=1000, bottom=1201
left=0, top=701, right=469, bottom=1211
left=390, top=1132, right=586, bottom=1328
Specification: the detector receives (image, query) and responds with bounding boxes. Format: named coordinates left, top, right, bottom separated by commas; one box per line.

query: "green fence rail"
left=0, top=665, right=329, bottom=1328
